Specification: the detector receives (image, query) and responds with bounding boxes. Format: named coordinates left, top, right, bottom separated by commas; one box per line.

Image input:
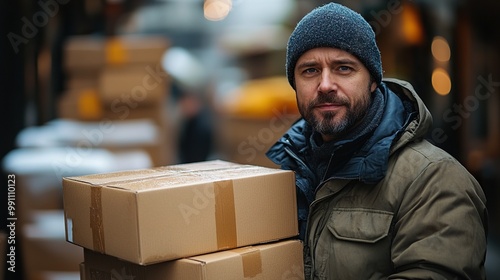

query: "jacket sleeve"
left=389, top=157, right=488, bottom=280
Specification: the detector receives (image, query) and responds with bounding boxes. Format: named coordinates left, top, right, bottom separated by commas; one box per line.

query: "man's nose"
left=318, top=70, right=338, bottom=94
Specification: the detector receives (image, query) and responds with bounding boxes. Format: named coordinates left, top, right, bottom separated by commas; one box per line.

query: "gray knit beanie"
left=286, top=2, right=382, bottom=89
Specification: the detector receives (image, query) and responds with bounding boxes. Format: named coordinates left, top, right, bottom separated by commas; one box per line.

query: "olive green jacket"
left=303, top=79, right=488, bottom=279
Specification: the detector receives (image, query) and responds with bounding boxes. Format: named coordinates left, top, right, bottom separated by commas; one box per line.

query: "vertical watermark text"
left=6, top=174, right=17, bottom=273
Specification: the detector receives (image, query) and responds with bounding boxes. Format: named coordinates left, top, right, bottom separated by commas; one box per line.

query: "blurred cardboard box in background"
left=58, top=34, right=175, bottom=167
left=63, top=35, right=169, bottom=74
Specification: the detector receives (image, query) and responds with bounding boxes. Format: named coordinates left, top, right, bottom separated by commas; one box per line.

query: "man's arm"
left=390, top=158, right=488, bottom=279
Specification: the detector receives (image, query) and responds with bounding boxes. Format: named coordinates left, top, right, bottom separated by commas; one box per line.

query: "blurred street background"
left=1, top=0, right=499, bottom=279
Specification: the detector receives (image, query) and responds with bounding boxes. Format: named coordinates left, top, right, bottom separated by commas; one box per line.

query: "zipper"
left=307, top=177, right=354, bottom=279
left=318, top=144, right=344, bottom=186
left=283, top=138, right=315, bottom=180
left=320, top=152, right=335, bottom=185
left=305, top=181, right=337, bottom=280
left=283, top=141, right=307, bottom=170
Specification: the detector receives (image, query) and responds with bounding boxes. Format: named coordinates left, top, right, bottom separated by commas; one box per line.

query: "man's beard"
left=298, top=86, right=372, bottom=138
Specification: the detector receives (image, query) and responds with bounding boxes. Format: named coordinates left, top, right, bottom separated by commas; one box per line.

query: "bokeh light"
left=431, top=36, right=451, bottom=62
left=432, top=68, right=452, bottom=95
left=204, top=0, right=232, bottom=21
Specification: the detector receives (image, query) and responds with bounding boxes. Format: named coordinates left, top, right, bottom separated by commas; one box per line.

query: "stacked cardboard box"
left=58, top=34, right=174, bottom=166
left=81, top=240, right=303, bottom=280
left=62, top=160, right=304, bottom=279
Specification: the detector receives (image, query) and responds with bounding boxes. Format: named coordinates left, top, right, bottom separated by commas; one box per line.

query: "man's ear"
left=370, top=81, right=377, bottom=93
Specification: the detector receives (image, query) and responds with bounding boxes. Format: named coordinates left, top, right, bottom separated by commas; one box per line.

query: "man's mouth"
left=314, top=103, right=345, bottom=111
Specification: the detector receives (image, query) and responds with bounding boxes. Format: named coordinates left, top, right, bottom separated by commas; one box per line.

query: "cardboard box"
left=64, top=35, right=169, bottom=73
left=65, top=75, right=100, bottom=91
left=82, top=240, right=304, bottom=280
left=58, top=87, right=171, bottom=128
left=63, top=160, right=298, bottom=265
left=98, top=66, right=169, bottom=105
left=58, top=88, right=103, bottom=121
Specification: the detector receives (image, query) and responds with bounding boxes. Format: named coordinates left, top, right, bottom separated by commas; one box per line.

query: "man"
left=266, top=2, right=488, bottom=279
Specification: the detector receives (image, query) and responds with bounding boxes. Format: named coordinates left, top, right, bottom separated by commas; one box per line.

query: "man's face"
left=294, top=47, right=377, bottom=142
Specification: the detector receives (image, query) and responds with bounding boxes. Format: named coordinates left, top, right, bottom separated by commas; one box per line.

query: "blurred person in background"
left=171, top=81, right=213, bottom=163
left=266, top=3, right=488, bottom=279
left=162, top=47, right=214, bottom=163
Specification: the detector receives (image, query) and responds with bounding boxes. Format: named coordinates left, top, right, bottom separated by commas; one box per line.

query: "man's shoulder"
left=382, top=78, right=415, bottom=91
left=391, top=139, right=475, bottom=182
left=402, top=140, right=457, bottom=164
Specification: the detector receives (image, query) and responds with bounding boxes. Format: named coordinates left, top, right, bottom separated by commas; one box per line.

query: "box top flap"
left=63, top=160, right=291, bottom=192
left=63, top=160, right=242, bottom=184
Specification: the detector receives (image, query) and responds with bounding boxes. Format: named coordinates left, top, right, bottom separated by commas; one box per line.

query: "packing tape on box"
left=90, top=186, right=106, bottom=253
left=105, top=38, right=128, bottom=65
left=233, top=246, right=263, bottom=278
left=214, top=180, right=237, bottom=250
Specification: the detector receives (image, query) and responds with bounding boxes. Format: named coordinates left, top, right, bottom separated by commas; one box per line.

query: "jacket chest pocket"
left=327, top=208, right=393, bottom=243
left=313, top=208, right=394, bottom=279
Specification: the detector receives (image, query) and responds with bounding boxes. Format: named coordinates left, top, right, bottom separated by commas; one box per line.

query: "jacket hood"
left=267, top=78, right=433, bottom=184
left=383, top=78, right=433, bottom=152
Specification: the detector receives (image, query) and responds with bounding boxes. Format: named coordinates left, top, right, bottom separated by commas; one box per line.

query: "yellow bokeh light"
left=401, top=3, right=424, bottom=45
left=432, top=68, right=452, bottom=95
left=431, top=36, right=451, bottom=62
left=204, top=0, right=232, bottom=21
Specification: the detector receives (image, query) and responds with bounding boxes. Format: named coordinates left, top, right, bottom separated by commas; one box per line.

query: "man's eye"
left=303, top=68, right=318, bottom=74
left=338, top=66, right=353, bottom=72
